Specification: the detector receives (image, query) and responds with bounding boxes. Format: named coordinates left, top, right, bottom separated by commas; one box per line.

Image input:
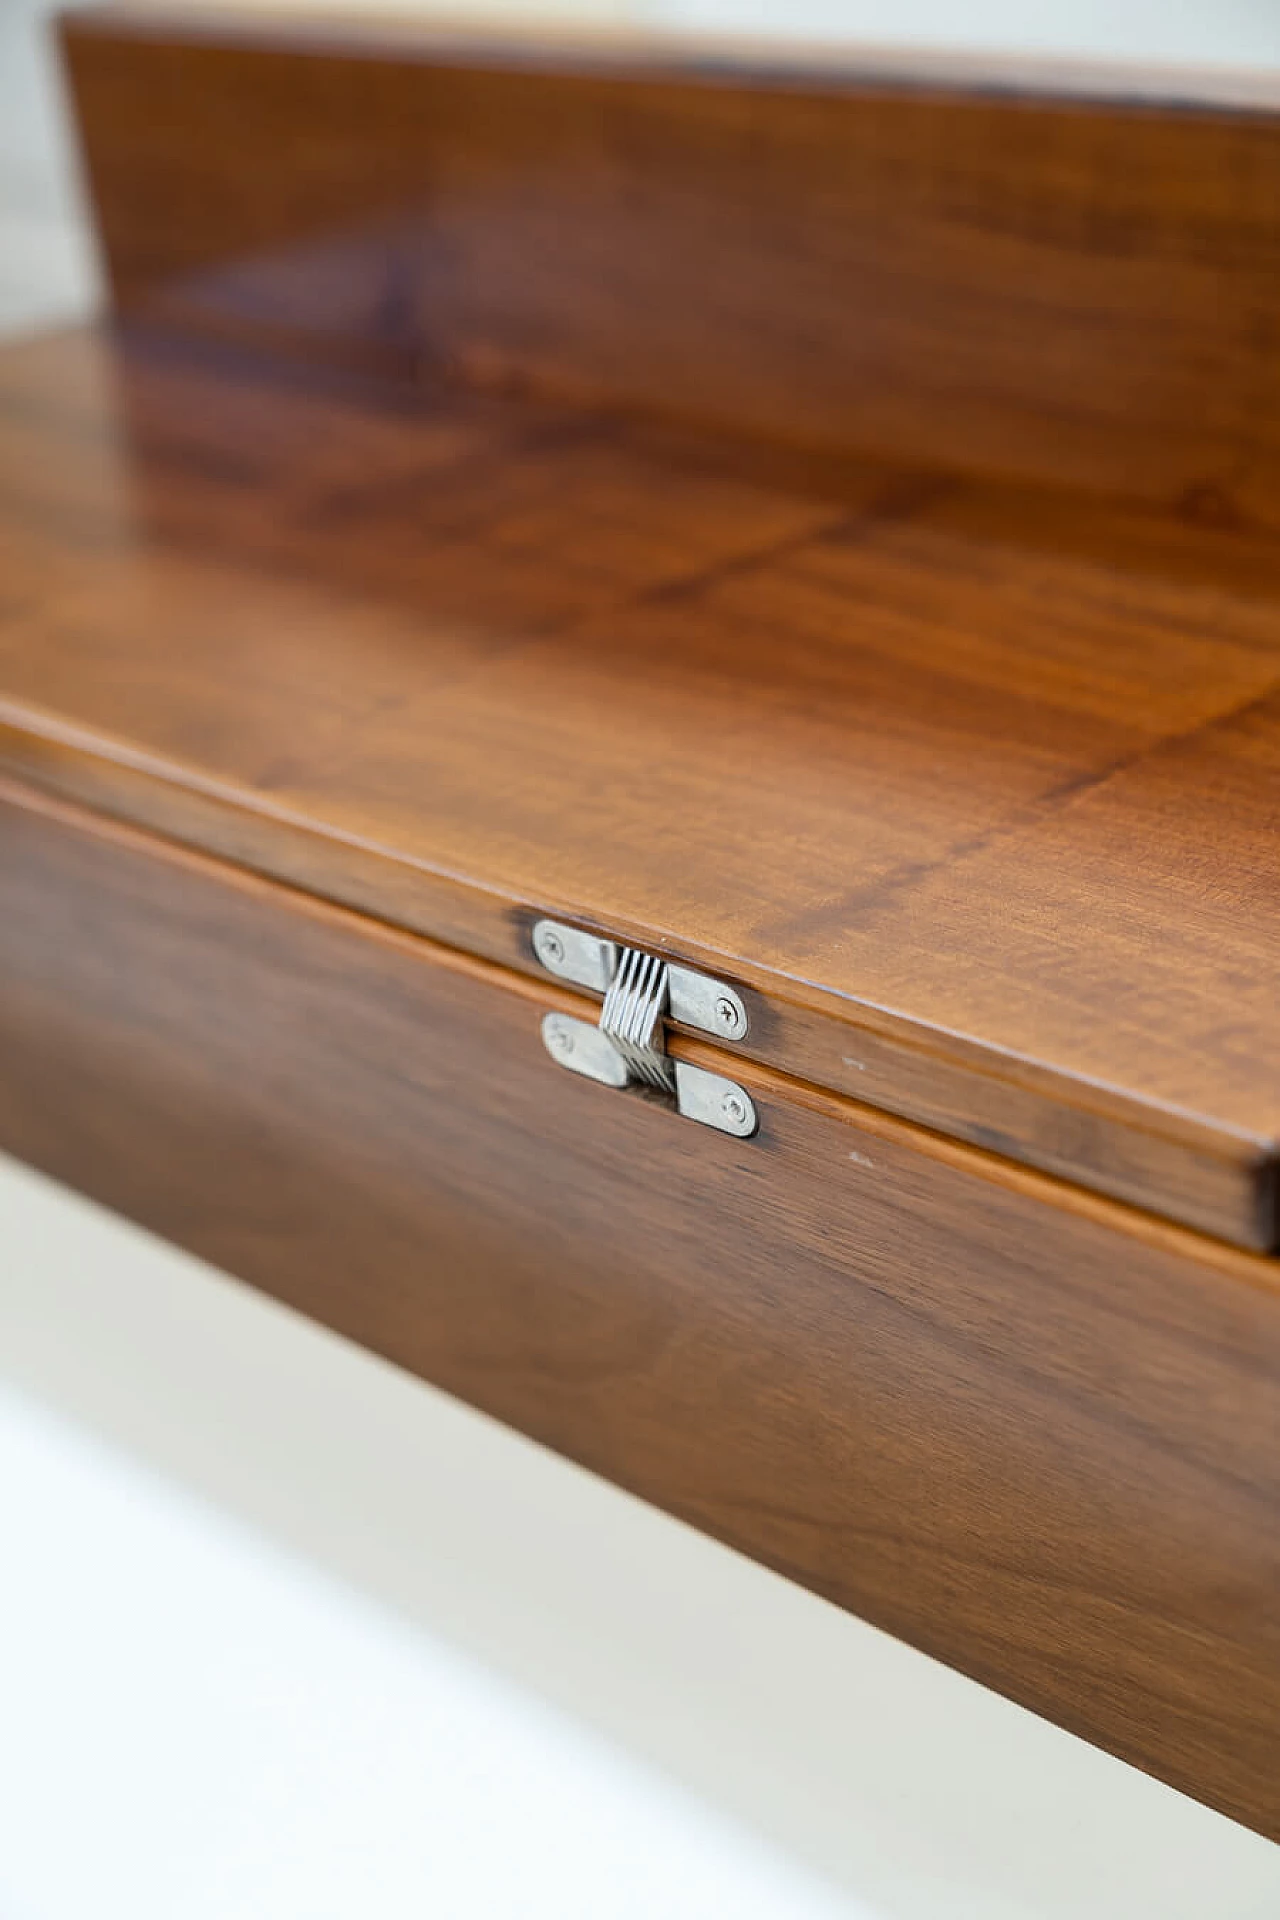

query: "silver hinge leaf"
left=532, top=920, right=747, bottom=1041
left=533, top=921, right=756, bottom=1138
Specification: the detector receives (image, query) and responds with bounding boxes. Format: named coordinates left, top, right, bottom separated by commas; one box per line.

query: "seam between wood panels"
left=0, top=692, right=1265, bottom=1161
left=1, top=766, right=1276, bottom=1285
left=0, top=697, right=1272, bottom=1175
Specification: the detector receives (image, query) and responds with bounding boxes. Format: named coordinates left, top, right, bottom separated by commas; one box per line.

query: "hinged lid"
left=2, top=11, right=1278, bottom=1249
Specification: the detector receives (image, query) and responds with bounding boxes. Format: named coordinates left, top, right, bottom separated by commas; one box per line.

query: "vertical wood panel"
left=61, top=10, right=1280, bottom=518
left=0, top=780, right=1276, bottom=1837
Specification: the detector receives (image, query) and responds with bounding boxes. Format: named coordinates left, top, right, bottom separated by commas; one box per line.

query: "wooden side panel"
left=61, top=9, right=1280, bottom=519
left=0, top=778, right=1276, bottom=1837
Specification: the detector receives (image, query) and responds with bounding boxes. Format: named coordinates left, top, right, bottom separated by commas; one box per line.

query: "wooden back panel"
left=62, top=7, right=1280, bottom=520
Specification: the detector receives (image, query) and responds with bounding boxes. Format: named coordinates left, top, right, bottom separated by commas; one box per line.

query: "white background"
left=2, top=2, right=1279, bottom=1912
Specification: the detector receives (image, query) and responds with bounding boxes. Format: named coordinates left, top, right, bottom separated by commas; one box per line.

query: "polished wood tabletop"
left=1, top=322, right=1278, bottom=1244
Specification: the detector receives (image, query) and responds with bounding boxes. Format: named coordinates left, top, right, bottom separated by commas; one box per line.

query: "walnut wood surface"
left=7, top=14, right=1273, bottom=1830
left=0, top=326, right=1278, bottom=1245
left=62, top=6, right=1280, bottom=519
left=0, top=777, right=1275, bottom=1835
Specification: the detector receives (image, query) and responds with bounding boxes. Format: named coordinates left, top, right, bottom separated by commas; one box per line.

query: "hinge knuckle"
left=600, top=947, right=673, bottom=1090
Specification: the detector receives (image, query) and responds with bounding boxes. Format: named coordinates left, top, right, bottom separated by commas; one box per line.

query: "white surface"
left=111, top=0, right=1280, bottom=66
left=1, top=1151, right=1278, bottom=1920
left=0, top=1389, right=860, bottom=1920
left=638, top=0, right=1280, bottom=65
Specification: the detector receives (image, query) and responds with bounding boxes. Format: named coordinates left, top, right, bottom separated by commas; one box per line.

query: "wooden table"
left=1, top=6, right=1276, bottom=1837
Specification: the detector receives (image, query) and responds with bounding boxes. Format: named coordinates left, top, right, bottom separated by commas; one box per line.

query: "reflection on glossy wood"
left=63, top=7, right=1280, bottom=519
left=1, top=780, right=1277, bottom=1837
left=0, top=327, right=1277, bottom=1244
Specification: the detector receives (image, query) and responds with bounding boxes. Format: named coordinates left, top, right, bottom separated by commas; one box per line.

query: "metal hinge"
left=532, top=919, right=757, bottom=1138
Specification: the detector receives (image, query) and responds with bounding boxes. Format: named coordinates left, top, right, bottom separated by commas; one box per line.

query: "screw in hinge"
left=534, top=925, right=566, bottom=970
left=720, top=1090, right=749, bottom=1129
left=714, top=995, right=746, bottom=1038
left=544, top=1015, right=575, bottom=1056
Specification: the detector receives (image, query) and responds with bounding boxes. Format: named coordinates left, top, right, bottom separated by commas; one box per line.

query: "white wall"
left=639, top=0, right=1280, bottom=64
left=92, top=0, right=1280, bottom=63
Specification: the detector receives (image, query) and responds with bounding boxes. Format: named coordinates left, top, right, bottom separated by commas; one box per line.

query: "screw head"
left=714, top=994, right=744, bottom=1036
left=536, top=927, right=565, bottom=968
left=548, top=1020, right=574, bottom=1055
left=721, top=1091, right=748, bottom=1129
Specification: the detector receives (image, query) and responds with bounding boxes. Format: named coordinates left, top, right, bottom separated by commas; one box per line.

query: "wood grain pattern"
left=61, top=7, right=1280, bottom=520
left=0, top=776, right=1276, bottom=1836
left=7, top=15, right=1273, bottom=1831
left=0, top=326, right=1277, bottom=1245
